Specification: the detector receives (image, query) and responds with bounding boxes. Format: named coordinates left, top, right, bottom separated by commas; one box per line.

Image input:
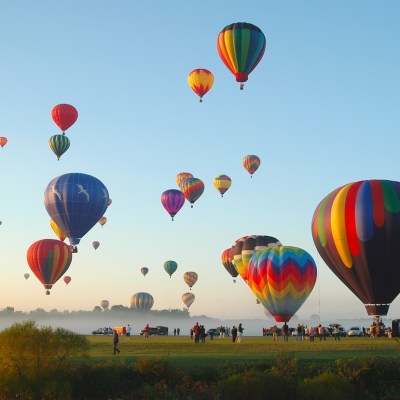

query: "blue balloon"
left=44, top=173, right=109, bottom=246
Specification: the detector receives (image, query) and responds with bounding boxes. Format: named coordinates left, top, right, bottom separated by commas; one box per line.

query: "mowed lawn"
left=86, top=335, right=400, bottom=368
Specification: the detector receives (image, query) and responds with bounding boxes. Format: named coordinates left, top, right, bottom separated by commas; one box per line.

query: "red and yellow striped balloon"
left=26, top=239, right=73, bottom=294
left=213, top=174, right=232, bottom=197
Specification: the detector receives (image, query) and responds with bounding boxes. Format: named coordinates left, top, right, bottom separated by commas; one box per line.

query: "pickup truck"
left=139, top=326, right=168, bottom=336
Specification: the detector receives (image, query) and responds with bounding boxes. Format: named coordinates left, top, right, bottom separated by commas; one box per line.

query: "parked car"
left=92, top=327, right=113, bottom=335
left=347, top=326, right=362, bottom=337
left=139, top=326, right=169, bottom=336
left=206, top=328, right=219, bottom=337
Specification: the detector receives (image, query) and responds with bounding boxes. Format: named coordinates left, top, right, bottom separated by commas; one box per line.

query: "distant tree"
left=93, top=306, right=102, bottom=312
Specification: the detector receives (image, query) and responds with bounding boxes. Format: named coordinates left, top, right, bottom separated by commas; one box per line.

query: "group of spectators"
left=190, top=323, right=244, bottom=343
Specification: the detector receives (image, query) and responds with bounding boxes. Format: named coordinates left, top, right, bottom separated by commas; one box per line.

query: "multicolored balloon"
left=26, top=239, right=73, bottom=295
left=99, top=216, right=107, bottom=227
left=176, top=172, right=193, bottom=189
left=182, top=292, right=195, bottom=308
left=183, top=271, right=198, bottom=290
left=164, top=260, right=178, bottom=278
left=51, top=104, right=78, bottom=134
left=217, top=22, right=266, bottom=90
left=187, top=69, right=214, bottom=102
left=92, top=241, right=100, bottom=250
left=141, top=267, right=149, bottom=277
left=312, top=179, right=400, bottom=316
left=0, top=137, right=8, bottom=148
left=181, top=178, right=204, bottom=208
left=130, top=292, right=154, bottom=311
left=100, top=300, right=109, bottom=310
left=231, top=235, right=281, bottom=283
left=50, top=219, right=66, bottom=242
left=213, top=174, right=232, bottom=197
left=221, top=248, right=239, bottom=283
left=242, top=155, right=261, bottom=177
left=247, top=246, right=317, bottom=322
left=63, top=275, right=71, bottom=285
left=161, top=189, right=185, bottom=221
left=44, top=173, right=109, bottom=249
left=48, top=134, right=70, bottom=160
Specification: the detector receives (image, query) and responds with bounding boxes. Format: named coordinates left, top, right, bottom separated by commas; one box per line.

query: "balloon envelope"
left=48, top=134, right=70, bottom=160
left=217, top=22, right=266, bottom=88
left=44, top=173, right=109, bottom=246
left=182, top=292, right=195, bottom=308
left=130, top=292, right=154, bottom=311
left=176, top=172, right=193, bottom=189
left=50, top=219, right=66, bottom=242
left=187, top=69, right=214, bottom=102
left=247, top=246, right=317, bottom=322
left=0, top=137, right=8, bottom=148
left=99, top=216, right=107, bottom=226
left=213, top=174, right=231, bottom=197
left=312, top=179, right=400, bottom=316
left=231, top=235, right=281, bottom=283
left=51, top=104, right=78, bottom=133
left=183, top=272, right=198, bottom=289
left=161, top=189, right=185, bottom=220
left=164, top=260, right=178, bottom=277
left=221, top=248, right=239, bottom=282
left=26, top=239, right=73, bottom=293
left=181, top=178, right=204, bottom=208
left=24, top=273, right=30, bottom=280
left=141, top=267, right=149, bottom=277
left=63, top=275, right=71, bottom=285
left=92, top=241, right=100, bottom=250
left=100, top=300, right=109, bottom=310
left=243, top=155, right=261, bottom=177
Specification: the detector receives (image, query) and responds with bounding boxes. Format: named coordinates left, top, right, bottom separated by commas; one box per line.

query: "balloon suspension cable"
left=240, top=83, right=244, bottom=90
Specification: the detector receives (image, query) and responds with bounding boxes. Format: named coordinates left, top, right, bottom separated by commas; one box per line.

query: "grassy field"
left=86, top=334, right=400, bottom=369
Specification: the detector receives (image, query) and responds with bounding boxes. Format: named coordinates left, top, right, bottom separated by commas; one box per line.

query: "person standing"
left=174, top=328, right=177, bottom=336
left=296, top=324, right=302, bottom=341
left=193, top=322, right=200, bottom=343
left=125, top=324, right=132, bottom=339
left=177, top=328, right=180, bottom=336
left=236, top=323, right=244, bottom=343
left=231, top=326, right=238, bottom=343
left=282, top=322, right=289, bottom=342
left=272, top=325, right=278, bottom=341
left=113, top=330, right=120, bottom=355
left=334, top=325, right=340, bottom=341
left=143, top=324, right=150, bottom=339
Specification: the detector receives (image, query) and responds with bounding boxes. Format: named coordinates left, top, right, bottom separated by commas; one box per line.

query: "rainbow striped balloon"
left=247, top=246, right=317, bottom=322
left=181, top=178, right=204, bottom=208
left=213, top=174, right=232, bottom=197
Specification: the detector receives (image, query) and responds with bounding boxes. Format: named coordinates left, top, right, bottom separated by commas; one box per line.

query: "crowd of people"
left=189, top=323, right=245, bottom=343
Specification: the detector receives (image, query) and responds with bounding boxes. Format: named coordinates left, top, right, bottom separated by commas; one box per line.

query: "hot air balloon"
left=48, top=134, right=70, bottom=161
left=44, top=173, right=109, bottom=252
left=181, top=178, right=204, bottom=208
left=213, top=174, right=232, bottom=197
left=0, top=137, right=8, bottom=148
left=24, top=273, right=30, bottom=280
left=99, top=216, right=107, bottom=227
left=161, top=189, right=185, bottom=221
left=164, top=260, right=178, bottom=278
left=50, top=219, right=66, bottom=242
left=100, top=300, right=109, bottom=310
left=217, top=22, right=266, bottom=90
left=108, top=198, right=112, bottom=206
left=63, top=275, right=71, bottom=285
left=231, top=235, right=281, bottom=283
left=176, top=172, right=193, bottom=189
left=187, top=69, right=214, bottom=102
left=51, top=104, right=78, bottom=134
left=183, top=272, right=198, bottom=290
left=312, top=179, right=400, bottom=317
left=182, top=292, right=195, bottom=308
left=130, top=292, right=154, bottom=311
left=92, top=241, right=100, bottom=250
left=26, top=239, right=73, bottom=295
left=247, top=246, right=317, bottom=322
left=242, top=155, right=261, bottom=177
left=221, top=248, right=239, bottom=282
left=141, top=267, right=149, bottom=277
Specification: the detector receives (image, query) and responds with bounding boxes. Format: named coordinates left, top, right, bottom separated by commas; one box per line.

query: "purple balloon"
left=161, top=189, right=185, bottom=221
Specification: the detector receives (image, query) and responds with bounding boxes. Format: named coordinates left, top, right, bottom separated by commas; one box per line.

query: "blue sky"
left=0, top=1, right=399, bottom=321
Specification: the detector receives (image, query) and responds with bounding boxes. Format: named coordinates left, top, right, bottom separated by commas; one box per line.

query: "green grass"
left=86, top=335, right=400, bottom=369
